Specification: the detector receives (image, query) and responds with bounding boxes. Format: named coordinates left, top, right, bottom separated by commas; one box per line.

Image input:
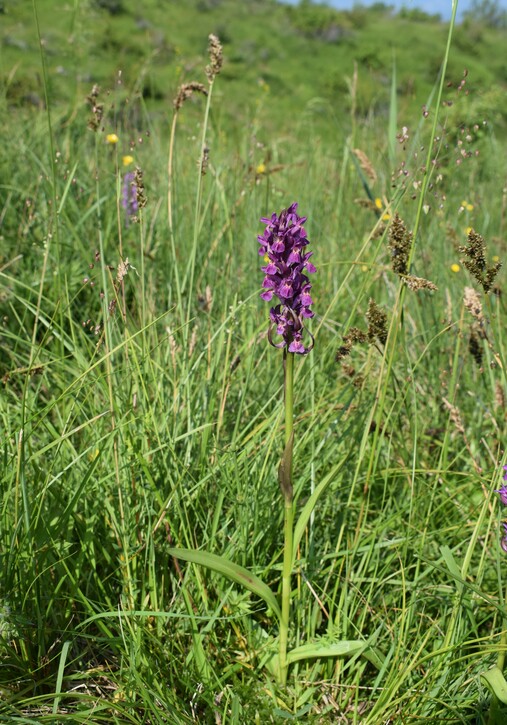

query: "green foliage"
left=286, top=0, right=352, bottom=40
left=1, top=0, right=507, bottom=722
left=464, top=0, right=507, bottom=28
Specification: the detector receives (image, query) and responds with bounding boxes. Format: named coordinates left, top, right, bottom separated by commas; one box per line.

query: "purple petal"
left=288, top=338, right=306, bottom=354
left=300, top=288, right=313, bottom=306
left=279, top=281, right=293, bottom=298
left=502, top=523, right=507, bottom=553
left=496, top=485, right=507, bottom=506
left=287, top=249, right=301, bottom=265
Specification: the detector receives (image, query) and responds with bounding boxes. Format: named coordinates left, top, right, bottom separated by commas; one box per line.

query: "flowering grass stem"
left=167, top=109, right=184, bottom=326
left=185, top=75, right=215, bottom=331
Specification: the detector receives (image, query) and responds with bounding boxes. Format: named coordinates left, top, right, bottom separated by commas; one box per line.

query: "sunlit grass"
left=1, top=1, right=507, bottom=723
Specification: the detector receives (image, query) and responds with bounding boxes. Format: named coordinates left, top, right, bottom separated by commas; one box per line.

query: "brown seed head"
left=388, top=213, right=411, bottom=276
left=173, top=81, right=208, bottom=111
left=352, top=148, right=377, bottom=184
left=463, top=286, right=484, bottom=323
left=459, top=228, right=502, bottom=293
left=468, top=326, right=483, bottom=367
left=206, top=34, right=223, bottom=83
left=442, top=397, right=465, bottom=435
left=366, top=298, right=388, bottom=345
left=404, top=275, right=437, bottom=292
left=86, top=84, right=104, bottom=131
left=134, top=167, right=147, bottom=210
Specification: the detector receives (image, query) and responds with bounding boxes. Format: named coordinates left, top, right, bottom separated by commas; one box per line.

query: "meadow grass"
left=1, top=1, right=507, bottom=723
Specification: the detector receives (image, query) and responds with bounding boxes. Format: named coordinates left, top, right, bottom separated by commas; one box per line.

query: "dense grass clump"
left=1, top=1, right=507, bottom=722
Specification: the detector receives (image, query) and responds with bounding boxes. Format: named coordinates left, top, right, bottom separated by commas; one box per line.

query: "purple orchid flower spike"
left=495, top=466, right=507, bottom=506
left=501, top=523, right=507, bottom=554
left=258, top=202, right=315, bottom=354
left=122, top=171, right=138, bottom=222
left=495, top=466, right=507, bottom=553
left=495, top=484, right=507, bottom=507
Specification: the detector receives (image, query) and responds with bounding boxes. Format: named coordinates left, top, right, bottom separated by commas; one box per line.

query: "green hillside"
left=2, top=0, right=507, bottom=138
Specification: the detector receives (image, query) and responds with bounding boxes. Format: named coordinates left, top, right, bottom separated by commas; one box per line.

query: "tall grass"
left=1, top=1, right=507, bottom=722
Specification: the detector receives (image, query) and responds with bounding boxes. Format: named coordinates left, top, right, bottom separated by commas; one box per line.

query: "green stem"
left=279, top=350, right=294, bottom=686
left=284, top=351, right=294, bottom=448
left=184, top=78, right=215, bottom=330
left=495, top=576, right=507, bottom=674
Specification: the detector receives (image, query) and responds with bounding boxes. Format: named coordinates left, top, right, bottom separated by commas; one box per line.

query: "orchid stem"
left=496, top=581, right=507, bottom=673
left=279, top=350, right=294, bottom=686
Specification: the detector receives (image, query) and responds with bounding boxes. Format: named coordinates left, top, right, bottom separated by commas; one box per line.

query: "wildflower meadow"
left=1, top=0, right=507, bottom=722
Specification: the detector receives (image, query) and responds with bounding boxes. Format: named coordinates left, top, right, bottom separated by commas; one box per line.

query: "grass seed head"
left=134, top=166, right=147, bottom=210
left=404, top=274, right=437, bottom=292
left=463, top=286, right=484, bottom=323
left=335, top=327, right=368, bottom=361
left=495, top=381, right=506, bottom=410
left=388, top=213, right=411, bottom=277
left=352, top=148, right=377, bottom=184
left=442, top=397, right=465, bottom=435
left=468, top=326, right=483, bottom=367
left=366, top=298, right=388, bottom=345
left=206, top=34, right=223, bottom=83
left=86, top=84, right=104, bottom=131
left=459, top=228, right=502, bottom=293
left=173, top=81, right=207, bottom=111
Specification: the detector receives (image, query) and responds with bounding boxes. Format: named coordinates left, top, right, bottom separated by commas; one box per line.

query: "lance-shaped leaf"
left=293, top=472, right=333, bottom=560
left=286, top=638, right=384, bottom=668
left=481, top=666, right=507, bottom=705
left=168, top=547, right=281, bottom=621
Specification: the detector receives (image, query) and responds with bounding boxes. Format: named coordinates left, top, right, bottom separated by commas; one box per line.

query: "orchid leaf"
left=293, top=474, right=333, bottom=561
left=286, top=639, right=384, bottom=669
left=481, top=666, right=507, bottom=705
left=168, top=547, right=281, bottom=621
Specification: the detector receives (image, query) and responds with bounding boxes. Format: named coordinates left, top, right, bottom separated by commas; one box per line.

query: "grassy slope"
left=1, top=1, right=507, bottom=723
left=2, top=0, right=507, bottom=136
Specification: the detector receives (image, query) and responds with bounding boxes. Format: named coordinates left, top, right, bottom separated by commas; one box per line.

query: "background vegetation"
left=1, top=0, right=507, bottom=722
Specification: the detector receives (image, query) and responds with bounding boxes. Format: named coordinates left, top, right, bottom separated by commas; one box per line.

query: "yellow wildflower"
left=374, top=197, right=390, bottom=219
left=461, top=200, right=474, bottom=212
left=122, top=155, right=134, bottom=167
left=493, top=255, right=500, bottom=263
left=106, top=133, right=119, bottom=144
left=88, top=448, right=100, bottom=461
left=465, top=226, right=473, bottom=236
left=256, top=163, right=266, bottom=175
left=451, top=263, right=460, bottom=273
